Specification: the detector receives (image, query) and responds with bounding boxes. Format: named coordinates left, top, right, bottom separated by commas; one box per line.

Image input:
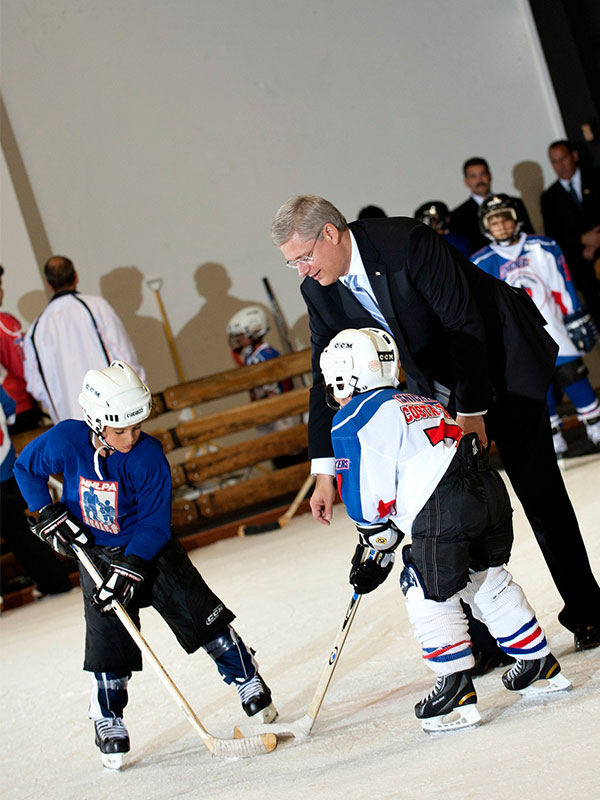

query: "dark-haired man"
left=450, top=157, right=533, bottom=253
left=541, top=140, right=600, bottom=328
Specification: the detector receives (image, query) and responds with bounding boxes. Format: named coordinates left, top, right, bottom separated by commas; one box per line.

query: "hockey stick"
left=262, top=276, right=294, bottom=354
left=72, top=543, right=276, bottom=757
left=234, top=590, right=362, bottom=741
left=238, top=474, right=315, bottom=536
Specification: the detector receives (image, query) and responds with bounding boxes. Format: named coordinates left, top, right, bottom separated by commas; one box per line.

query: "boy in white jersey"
left=472, top=193, right=600, bottom=455
left=321, top=327, right=570, bottom=732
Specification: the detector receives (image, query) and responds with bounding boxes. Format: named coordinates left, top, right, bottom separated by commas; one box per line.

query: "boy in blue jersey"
left=320, top=328, right=569, bottom=732
left=472, top=194, right=600, bottom=456
left=14, top=361, right=277, bottom=769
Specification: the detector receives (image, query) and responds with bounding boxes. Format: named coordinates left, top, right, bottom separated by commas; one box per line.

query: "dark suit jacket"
left=302, top=217, right=558, bottom=459
left=541, top=168, right=600, bottom=277
left=450, top=196, right=534, bottom=254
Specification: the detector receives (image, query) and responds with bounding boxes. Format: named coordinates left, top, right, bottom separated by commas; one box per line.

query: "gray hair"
left=270, top=195, right=348, bottom=246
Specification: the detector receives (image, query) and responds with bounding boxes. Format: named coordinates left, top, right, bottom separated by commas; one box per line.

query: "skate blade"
left=517, top=673, right=572, bottom=696
left=421, top=704, right=481, bottom=732
left=249, top=702, right=278, bottom=724
left=101, top=752, right=123, bottom=771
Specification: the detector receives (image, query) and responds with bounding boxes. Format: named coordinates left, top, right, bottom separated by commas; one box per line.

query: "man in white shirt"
left=24, top=256, right=145, bottom=423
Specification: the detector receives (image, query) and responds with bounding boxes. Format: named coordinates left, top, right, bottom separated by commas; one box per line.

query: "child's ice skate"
left=415, top=670, right=481, bottom=732
left=94, top=716, right=130, bottom=770
left=502, top=652, right=572, bottom=696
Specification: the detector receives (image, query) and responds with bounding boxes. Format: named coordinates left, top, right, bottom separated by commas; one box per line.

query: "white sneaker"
left=552, top=429, right=568, bottom=455
left=584, top=417, right=600, bottom=446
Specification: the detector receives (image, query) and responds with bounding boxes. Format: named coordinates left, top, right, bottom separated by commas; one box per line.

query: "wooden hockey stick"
left=238, top=473, right=315, bottom=536
left=73, top=543, right=276, bottom=758
left=234, top=590, right=362, bottom=741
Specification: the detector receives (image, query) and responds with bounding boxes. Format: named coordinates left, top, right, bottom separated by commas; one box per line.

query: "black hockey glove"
left=91, top=554, right=149, bottom=613
left=28, top=502, right=94, bottom=557
left=349, top=543, right=395, bottom=594
left=564, top=308, right=599, bottom=353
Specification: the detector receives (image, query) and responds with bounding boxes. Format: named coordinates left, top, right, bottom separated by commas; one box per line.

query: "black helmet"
left=414, top=201, right=450, bottom=232
left=478, top=194, right=523, bottom=245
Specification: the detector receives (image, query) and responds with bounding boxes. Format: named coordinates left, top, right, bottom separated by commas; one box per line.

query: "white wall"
left=0, top=0, right=565, bottom=389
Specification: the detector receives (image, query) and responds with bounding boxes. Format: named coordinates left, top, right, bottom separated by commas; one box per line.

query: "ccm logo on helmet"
left=378, top=351, right=394, bottom=361
left=85, top=383, right=101, bottom=397
left=334, top=342, right=353, bottom=348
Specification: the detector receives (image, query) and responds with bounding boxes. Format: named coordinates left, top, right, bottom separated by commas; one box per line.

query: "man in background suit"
left=271, top=195, right=600, bottom=654
left=541, top=140, right=600, bottom=328
left=450, top=157, right=533, bottom=253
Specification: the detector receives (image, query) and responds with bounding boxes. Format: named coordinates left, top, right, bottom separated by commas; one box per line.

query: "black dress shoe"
left=574, top=623, right=600, bottom=651
left=470, top=649, right=515, bottom=677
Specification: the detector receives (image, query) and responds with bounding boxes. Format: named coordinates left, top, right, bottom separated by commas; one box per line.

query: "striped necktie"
left=344, top=274, right=392, bottom=334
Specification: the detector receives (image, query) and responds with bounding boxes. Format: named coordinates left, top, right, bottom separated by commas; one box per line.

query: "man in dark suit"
left=271, top=195, right=600, bottom=653
left=541, top=140, right=600, bottom=328
left=450, top=157, right=533, bottom=253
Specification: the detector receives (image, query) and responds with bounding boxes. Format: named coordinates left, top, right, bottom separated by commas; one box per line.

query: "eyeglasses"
left=285, top=230, right=322, bottom=269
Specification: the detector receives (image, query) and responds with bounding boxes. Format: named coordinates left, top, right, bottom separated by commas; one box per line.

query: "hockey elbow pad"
left=28, top=502, right=94, bottom=556
left=349, top=543, right=395, bottom=594
left=356, top=520, right=404, bottom=552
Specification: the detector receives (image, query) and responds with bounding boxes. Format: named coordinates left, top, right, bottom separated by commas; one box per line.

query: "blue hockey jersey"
left=14, top=420, right=172, bottom=560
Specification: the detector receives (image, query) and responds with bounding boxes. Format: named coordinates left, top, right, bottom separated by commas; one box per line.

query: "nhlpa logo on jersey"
left=335, top=458, right=350, bottom=470
left=79, top=477, right=119, bottom=534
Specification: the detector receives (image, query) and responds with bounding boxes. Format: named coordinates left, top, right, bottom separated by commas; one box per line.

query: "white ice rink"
left=2, top=457, right=600, bottom=800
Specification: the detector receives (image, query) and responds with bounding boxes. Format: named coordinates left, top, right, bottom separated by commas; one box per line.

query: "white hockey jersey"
left=331, top=389, right=462, bottom=532
left=471, top=233, right=580, bottom=358
left=24, top=291, right=145, bottom=423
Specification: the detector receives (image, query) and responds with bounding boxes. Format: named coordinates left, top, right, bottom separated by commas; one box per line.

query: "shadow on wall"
left=175, top=261, right=284, bottom=381
left=513, top=161, right=545, bottom=235
left=17, top=291, right=47, bottom=325
left=100, top=266, right=178, bottom=393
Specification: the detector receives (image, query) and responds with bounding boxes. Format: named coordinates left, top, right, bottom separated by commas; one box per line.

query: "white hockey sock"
left=461, top=567, right=550, bottom=660
left=404, top=588, right=473, bottom=676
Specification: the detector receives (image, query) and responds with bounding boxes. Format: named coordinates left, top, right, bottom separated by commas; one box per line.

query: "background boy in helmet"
left=321, top=327, right=569, bottom=732
left=14, top=361, right=277, bottom=770
left=413, top=200, right=472, bottom=258
left=472, top=194, right=600, bottom=456
left=226, top=306, right=306, bottom=468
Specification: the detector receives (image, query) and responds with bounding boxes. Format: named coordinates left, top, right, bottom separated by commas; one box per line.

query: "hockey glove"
left=564, top=308, right=599, bottom=353
left=28, top=502, right=94, bottom=557
left=92, top=554, right=149, bottom=613
left=356, top=520, right=404, bottom=552
left=349, top=543, right=395, bottom=594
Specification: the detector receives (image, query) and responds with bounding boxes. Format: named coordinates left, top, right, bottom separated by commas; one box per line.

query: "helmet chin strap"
left=91, top=430, right=115, bottom=480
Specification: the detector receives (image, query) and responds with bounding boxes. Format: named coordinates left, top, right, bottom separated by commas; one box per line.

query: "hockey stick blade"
left=239, top=521, right=282, bottom=536
left=73, top=544, right=277, bottom=758
left=234, top=592, right=362, bottom=743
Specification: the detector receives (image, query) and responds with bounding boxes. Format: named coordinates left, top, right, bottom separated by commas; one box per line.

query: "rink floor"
left=2, top=456, right=599, bottom=800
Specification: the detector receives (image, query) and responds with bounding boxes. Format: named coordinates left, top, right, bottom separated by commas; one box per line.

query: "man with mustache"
left=450, top=157, right=533, bottom=253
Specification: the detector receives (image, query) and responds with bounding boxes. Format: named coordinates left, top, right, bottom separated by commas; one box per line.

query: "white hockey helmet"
left=226, top=306, right=269, bottom=350
left=320, top=328, right=400, bottom=406
left=79, top=360, right=152, bottom=434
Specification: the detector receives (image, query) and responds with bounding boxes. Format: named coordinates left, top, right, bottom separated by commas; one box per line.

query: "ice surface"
left=2, top=457, right=599, bottom=800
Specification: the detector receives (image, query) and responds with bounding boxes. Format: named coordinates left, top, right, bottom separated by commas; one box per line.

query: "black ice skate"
left=94, top=716, right=130, bottom=770
left=415, top=670, right=481, bottom=732
left=502, top=652, right=572, bottom=696
left=236, top=674, right=278, bottom=723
